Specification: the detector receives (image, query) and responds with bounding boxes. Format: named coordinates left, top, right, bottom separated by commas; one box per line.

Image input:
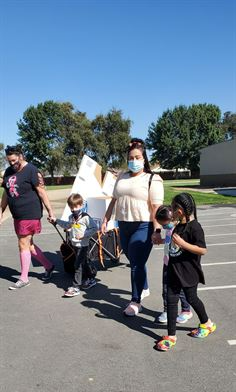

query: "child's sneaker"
left=9, top=280, right=30, bottom=290
left=156, top=336, right=177, bottom=351
left=64, top=287, right=80, bottom=297
left=190, top=322, right=216, bottom=338
left=81, top=278, right=96, bottom=289
left=141, top=288, right=150, bottom=300
left=157, top=312, right=167, bottom=323
left=176, top=311, right=193, bottom=324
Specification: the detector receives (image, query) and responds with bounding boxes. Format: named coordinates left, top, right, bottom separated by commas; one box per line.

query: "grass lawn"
left=0, top=180, right=235, bottom=205
left=163, top=179, right=236, bottom=205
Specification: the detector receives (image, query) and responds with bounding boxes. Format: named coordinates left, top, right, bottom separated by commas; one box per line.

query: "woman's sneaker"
left=176, top=311, right=193, bottom=324
left=64, top=287, right=80, bottom=297
left=81, top=278, right=96, bottom=289
left=9, top=280, right=30, bottom=290
left=123, top=302, right=142, bottom=316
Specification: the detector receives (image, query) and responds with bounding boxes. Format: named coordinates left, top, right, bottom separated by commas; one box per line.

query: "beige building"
left=200, top=139, right=236, bottom=187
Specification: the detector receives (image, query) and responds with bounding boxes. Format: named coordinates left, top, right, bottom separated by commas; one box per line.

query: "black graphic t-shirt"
left=168, top=219, right=206, bottom=287
left=2, top=163, right=43, bottom=220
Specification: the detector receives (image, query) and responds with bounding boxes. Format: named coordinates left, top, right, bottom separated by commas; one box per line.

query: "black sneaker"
left=42, top=265, right=55, bottom=281
left=81, top=278, right=96, bottom=289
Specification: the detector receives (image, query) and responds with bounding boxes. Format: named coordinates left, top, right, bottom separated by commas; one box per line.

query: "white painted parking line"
left=227, top=340, right=236, bottom=346
left=207, top=242, right=236, bottom=247
left=198, top=285, right=236, bottom=290
left=198, top=211, right=235, bottom=217
left=202, top=223, right=236, bottom=228
left=202, top=261, right=236, bottom=266
left=199, top=218, right=235, bottom=223
left=205, top=233, right=236, bottom=237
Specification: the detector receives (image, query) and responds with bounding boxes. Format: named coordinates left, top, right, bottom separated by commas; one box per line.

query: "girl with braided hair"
left=156, top=193, right=216, bottom=351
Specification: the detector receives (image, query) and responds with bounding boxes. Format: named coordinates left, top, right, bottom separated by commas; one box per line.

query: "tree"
left=146, top=104, right=223, bottom=173
left=221, top=111, right=236, bottom=140
left=17, top=101, right=94, bottom=178
left=0, top=143, right=5, bottom=172
left=91, top=108, right=131, bottom=170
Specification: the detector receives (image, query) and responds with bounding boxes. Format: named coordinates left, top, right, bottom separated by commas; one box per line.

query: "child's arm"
left=55, top=218, right=72, bottom=230
left=172, top=233, right=207, bottom=256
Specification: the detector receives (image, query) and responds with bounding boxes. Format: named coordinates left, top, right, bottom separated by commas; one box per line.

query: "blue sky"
left=0, top=0, right=235, bottom=147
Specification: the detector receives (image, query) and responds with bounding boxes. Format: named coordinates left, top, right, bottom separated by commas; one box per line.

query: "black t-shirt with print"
left=168, top=219, right=206, bottom=287
left=2, top=163, right=43, bottom=220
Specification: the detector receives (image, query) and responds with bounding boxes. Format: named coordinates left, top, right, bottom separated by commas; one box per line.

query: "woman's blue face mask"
left=128, top=159, right=144, bottom=173
left=162, top=222, right=174, bottom=230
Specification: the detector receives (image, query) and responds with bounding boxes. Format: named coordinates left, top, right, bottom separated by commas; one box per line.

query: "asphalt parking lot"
left=0, top=202, right=236, bottom=392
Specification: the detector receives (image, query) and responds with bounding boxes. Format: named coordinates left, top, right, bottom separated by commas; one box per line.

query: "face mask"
left=72, top=209, right=82, bottom=220
left=128, top=159, right=144, bottom=173
left=162, top=222, right=174, bottom=230
left=10, top=160, right=21, bottom=172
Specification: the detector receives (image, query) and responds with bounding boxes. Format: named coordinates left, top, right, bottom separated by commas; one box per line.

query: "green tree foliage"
left=17, top=101, right=94, bottom=177
left=91, top=109, right=131, bottom=170
left=221, top=111, right=236, bottom=140
left=0, top=143, right=5, bottom=172
left=146, top=104, right=223, bottom=172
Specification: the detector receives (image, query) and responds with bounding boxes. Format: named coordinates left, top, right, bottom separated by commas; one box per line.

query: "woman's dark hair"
left=155, top=205, right=172, bottom=222
left=171, top=192, right=197, bottom=222
left=127, top=137, right=152, bottom=173
left=5, top=144, right=23, bottom=156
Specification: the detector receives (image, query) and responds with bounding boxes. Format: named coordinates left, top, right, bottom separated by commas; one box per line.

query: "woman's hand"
left=172, top=233, right=186, bottom=248
left=101, top=221, right=107, bottom=235
left=152, top=231, right=163, bottom=245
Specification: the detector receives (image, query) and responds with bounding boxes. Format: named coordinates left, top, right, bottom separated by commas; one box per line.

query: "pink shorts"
left=14, top=219, right=42, bottom=236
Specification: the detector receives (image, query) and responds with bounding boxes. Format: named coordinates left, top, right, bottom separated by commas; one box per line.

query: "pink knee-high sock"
left=31, top=245, right=52, bottom=270
left=20, top=250, right=31, bottom=282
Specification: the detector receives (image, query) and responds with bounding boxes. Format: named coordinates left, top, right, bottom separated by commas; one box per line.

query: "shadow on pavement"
left=80, top=283, right=193, bottom=341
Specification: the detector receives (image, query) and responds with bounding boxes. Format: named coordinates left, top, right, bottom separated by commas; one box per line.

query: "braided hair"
left=127, top=138, right=152, bottom=173
left=171, top=192, right=197, bottom=222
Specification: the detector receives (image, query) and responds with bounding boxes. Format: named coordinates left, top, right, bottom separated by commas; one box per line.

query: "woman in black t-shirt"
left=0, top=145, right=55, bottom=290
left=156, top=193, right=216, bottom=351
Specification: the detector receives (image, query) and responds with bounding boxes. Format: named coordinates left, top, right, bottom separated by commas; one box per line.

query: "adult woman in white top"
left=102, top=138, right=164, bottom=316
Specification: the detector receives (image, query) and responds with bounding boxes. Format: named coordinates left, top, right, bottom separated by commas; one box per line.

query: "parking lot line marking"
left=199, top=218, right=234, bottom=223
left=198, top=211, right=236, bottom=217
left=227, top=340, right=236, bottom=345
left=207, top=242, right=236, bottom=247
left=202, top=261, right=236, bottom=266
left=205, top=233, right=236, bottom=237
left=198, top=285, right=236, bottom=291
left=202, top=223, right=236, bottom=228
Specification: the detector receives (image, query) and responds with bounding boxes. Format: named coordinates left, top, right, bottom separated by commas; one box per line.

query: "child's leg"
left=162, top=264, right=168, bottom=312
left=179, top=289, right=191, bottom=312
left=167, top=284, right=181, bottom=336
left=183, top=286, right=208, bottom=324
left=72, top=247, right=87, bottom=288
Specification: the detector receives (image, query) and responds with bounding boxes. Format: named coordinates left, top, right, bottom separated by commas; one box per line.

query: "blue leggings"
left=118, top=221, right=153, bottom=303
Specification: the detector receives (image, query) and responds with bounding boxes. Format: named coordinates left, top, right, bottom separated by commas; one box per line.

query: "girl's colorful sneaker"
left=190, top=323, right=216, bottom=338
left=176, top=311, right=193, bottom=324
left=156, top=336, right=177, bottom=351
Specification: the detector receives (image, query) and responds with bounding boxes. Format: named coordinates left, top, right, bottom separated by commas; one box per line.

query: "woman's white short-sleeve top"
left=113, top=171, right=164, bottom=222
